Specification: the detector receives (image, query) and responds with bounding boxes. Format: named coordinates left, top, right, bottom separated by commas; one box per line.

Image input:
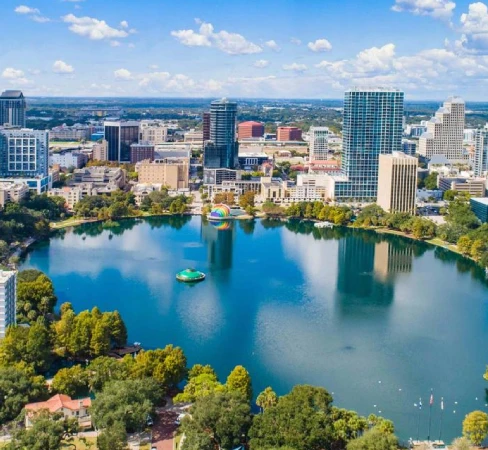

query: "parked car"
left=175, top=413, right=187, bottom=425
left=146, top=415, right=154, bottom=427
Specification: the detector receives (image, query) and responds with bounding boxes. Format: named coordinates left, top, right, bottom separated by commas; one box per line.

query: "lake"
left=22, top=216, right=488, bottom=442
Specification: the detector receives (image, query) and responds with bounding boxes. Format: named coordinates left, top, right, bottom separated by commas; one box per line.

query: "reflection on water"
left=22, top=217, right=488, bottom=442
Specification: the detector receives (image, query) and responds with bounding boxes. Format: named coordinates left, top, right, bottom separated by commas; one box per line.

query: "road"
left=151, top=410, right=178, bottom=450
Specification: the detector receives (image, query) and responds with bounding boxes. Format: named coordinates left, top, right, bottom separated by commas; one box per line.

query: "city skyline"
left=1, top=0, right=488, bottom=99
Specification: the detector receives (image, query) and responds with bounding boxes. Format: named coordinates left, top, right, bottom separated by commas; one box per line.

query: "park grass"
left=61, top=437, right=97, bottom=449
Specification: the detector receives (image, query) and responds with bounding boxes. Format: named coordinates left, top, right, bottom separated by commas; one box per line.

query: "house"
left=24, top=394, right=92, bottom=429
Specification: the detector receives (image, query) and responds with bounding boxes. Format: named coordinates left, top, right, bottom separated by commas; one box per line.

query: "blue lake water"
left=22, top=216, right=488, bottom=442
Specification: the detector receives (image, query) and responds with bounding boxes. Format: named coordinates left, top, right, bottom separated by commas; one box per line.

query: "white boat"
left=314, top=221, right=334, bottom=229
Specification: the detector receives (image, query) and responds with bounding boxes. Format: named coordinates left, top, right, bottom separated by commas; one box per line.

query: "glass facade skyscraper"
left=203, top=98, right=238, bottom=169
left=332, top=88, right=404, bottom=201
left=0, top=91, right=26, bottom=128
left=104, top=121, right=140, bottom=162
left=474, top=128, right=488, bottom=177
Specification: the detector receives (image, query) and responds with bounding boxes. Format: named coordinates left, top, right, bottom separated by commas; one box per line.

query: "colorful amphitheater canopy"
left=210, top=204, right=231, bottom=219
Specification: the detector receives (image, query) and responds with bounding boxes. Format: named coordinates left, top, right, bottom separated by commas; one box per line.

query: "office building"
left=104, top=121, right=140, bottom=162
left=130, top=143, right=155, bottom=163
left=328, top=88, right=404, bottom=201
left=0, top=270, right=17, bottom=339
left=470, top=197, right=488, bottom=223
left=139, top=121, right=168, bottom=144
left=50, top=124, right=90, bottom=141
left=402, top=139, right=417, bottom=156
left=0, top=128, right=49, bottom=178
left=277, top=126, right=302, bottom=141
left=72, top=167, right=126, bottom=188
left=474, top=129, right=488, bottom=177
left=50, top=151, right=88, bottom=169
left=92, top=140, right=108, bottom=161
left=136, top=159, right=189, bottom=189
left=48, top=187, right=83, bottom=210
left=418, top=97, right=465, bottom=160
left=377, top=152, right=418, bottom=214
left=309, top=127, right=329, bottom=161
left=184, top=130, right=203, bottom=143
left=438, top=177, right=486, bottom=197
left=203, top=168, right=237, bottom=185
left=0, top=182, right=29, bottom=207
left=203, top=98, right=238, bottom=170
left=0, top=90, right=26, bottom=128
left=203, top=112, right=211, bottom=141
left=238, top=121, right=265, bottom=139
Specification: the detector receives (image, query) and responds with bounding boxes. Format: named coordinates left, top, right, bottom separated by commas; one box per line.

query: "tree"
left=256, top=386, right=278, bottom=412
left=26, top=318, right=53, bottom=372
left=423, top=172, right=439, bottom=190
left=249, top=385, right=334, bottom=450
left=471, top=239, right=486, bottom=260
left=463, top=410, right=488, bottom=446
left=180, top=391, right=251, bottom=450
left=188, top=364, right=217, bottom=379
left=87, top=356, right=129, bottom=392
left=226, top=365, right=252, bottom=401
left=90, top=315, right=111, bottom=357
left=331, top=408, right=368, bottom=447
left=96, top=422, right=129, bottom=450
left=173, top=372, right=225, bottom=404
left=16, top=271, right=57, bottom=324
left=0, top=240, right=9, bottom=262
left=109, top=311, right=128, bottom=348
left=5, top=411, right=78, bottom=450
left=52, top=365, right=89, bottom=398
left=0, top=365, right=48, bottom=425
left=451, top=437, right=472, bottom=450
left=457, top=236, right=473, bottom=255
left=91, top=379, right=162, bottom=433
left=346, top=427, right=398, bottom=450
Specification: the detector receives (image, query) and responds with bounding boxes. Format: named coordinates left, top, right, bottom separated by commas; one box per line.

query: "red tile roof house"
left=24, top=394, right=92, bottom=429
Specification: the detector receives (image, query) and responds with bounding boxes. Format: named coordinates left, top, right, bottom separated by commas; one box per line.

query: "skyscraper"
left=203, top=112, right=211, bottom=142
left=328, top=88, right=404, bottom=201
left=418, top=97, right=465, bottom=161
left=309, top=126, right=330, bottom=161
left=377, top=152, right=418, bottom=214
left=104, top=121, right=140, bottom=162
left=0, top=270, right=17, bottom=339
left=0, top=91, right=26, bottom=128
left=474, top=128, right=488, bottom=177
left=203, top=99, right=238, bottom=169
left=0, top=128, right=49, bottom=178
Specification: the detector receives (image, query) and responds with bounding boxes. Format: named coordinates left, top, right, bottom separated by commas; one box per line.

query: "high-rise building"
left=0, top=128, right=49, bottom=178
left=139, top=121, right=168, bottom=144
left=377, top=152, right=418, bottom=214
left=402, top=139, right=417, bottom=156
left=0, top=270, right=17, bottom=339
left=474, top=128, right=488, bottom=177
left=203, top=99, right=238, bottom=170
left=92, top=140, right=108, bottom=161
left=309, top=127, right=329, bottom=161
left=418, top=97, right=465, bottom=161
left=130, top=143, right=155, bottom=163
left=277, top=126, right=302, bottom=141
left=203, top=112, right=211, bottom=142
left=328, top=88, right=404, bottom=201
left=104, top=121, right=140, bottom=162
left=0, top=91, right=26, bottom=128
left=136, top=158, right=189, bottom=189
left=238, top=121, right=264, bottom=139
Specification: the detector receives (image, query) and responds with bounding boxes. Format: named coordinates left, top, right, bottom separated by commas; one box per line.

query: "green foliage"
left=226, top=365, right=252, bottom=401
left=346, top=427, right=398, bottom=450
left=240, top=191, right=256, bottom=209
left=173, top=372, right=225, bottom=404
left=0, top=240, right=9, bottom=262
left=457, top=236, right=473, bottom=255
left=181, top=391, right=251, bottom=450
left=354, top=204, right=387, bottom=227
left=5, top=410, right=78, bottom=450
left=16, top=270, right=57, bottom=324
left=331, top=408, right=368, bottom=446
left=52, top=365, right=89, bottom=398
left=140, top=190, right=190, bottom=215
left=450, top=437, right=472, bottom=450
left=188, top=364, right=217, bottom=379
left=262, top=201, right=285, bottom=216
left=91, top=378, right=162, bottom=433
left=97, top=422, right=129, bottom=450
left=86, top=356, right=129, bottom=392
left=256, top=386, right=278, bottom=411
left=249, top=385, right=334, bottom=450
left=0, top=364, right=48, bottom=425
left=443, top=189, right=458, bottom=201
left=463, top=410, right=488, bottom=445
left=422, top=172, right=439, bottom=190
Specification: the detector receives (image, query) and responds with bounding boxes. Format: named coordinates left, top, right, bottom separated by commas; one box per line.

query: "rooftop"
left=471, top=198, right=488, bottom=206
left=0, top=90, right=24, bottom=99
left=25, top=394, right=91, bottom=413
left=0, top=271, right=16, bottom=283
left=347, top=87, right=403, bottom=93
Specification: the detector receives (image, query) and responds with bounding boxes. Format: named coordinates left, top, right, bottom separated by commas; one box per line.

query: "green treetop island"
left=176, top=268, right=206, bottom=282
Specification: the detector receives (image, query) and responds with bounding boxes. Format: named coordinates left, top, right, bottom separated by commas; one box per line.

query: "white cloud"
left=392, top=0, right=456, bottom=20
left=14, top=5, right=39, bottom=14
left=110, top=40, right=121, bottom=47
left=290, top=37, right=302, bottom=45
left=356, top=43, right=396, bottom=72
left=120, top=20, right=129, bottom=29
left=457, top=2, right=488, bottom=52
left=31, top=15, right=51, bottom=23
left=62, top=14, right=130, bottom=40
left=171, top=20, right=262, bottom=55
left=53, top=60, right=74, bottom=74
left=265, top=40, right=280, bottom=51
left=253, top=59, right=269, bottom=68
left=114, top=68, right=133, bottom=80
left=1, top=68, right=30, bottom=85
left=282, top=62, right=308, bottom=72
left=307, top=39, right=333, bottom=52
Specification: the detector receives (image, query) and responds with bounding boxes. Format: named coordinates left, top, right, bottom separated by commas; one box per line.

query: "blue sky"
left=1, top=0, right=488, bottom=99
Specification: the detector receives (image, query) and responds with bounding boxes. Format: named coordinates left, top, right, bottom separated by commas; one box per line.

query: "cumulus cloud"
left=2, top=68, right=30, bottom=85
left=171, top=20, right=262, bottom=55
left=62, top=14, right=130, bottom=40
left=53, top=60, right=74, bottom=74
left=14, top=5, right=39, bottom=14
left=120, top=20, right=129, bottom=29
left=253, top=59, right=269, bottom=68
left=356, top=43, right=396, bottom=72
left=114, top=68, right=132, bottom=80
left=282, top=63, right=308, bottom=72
left=265, top=40, right=280, bottom=51
left=457, top=2, right=488, bottom=52
left=392, top=0, right=456, bottom=20
left=307, top=39, right=333, bottom=52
